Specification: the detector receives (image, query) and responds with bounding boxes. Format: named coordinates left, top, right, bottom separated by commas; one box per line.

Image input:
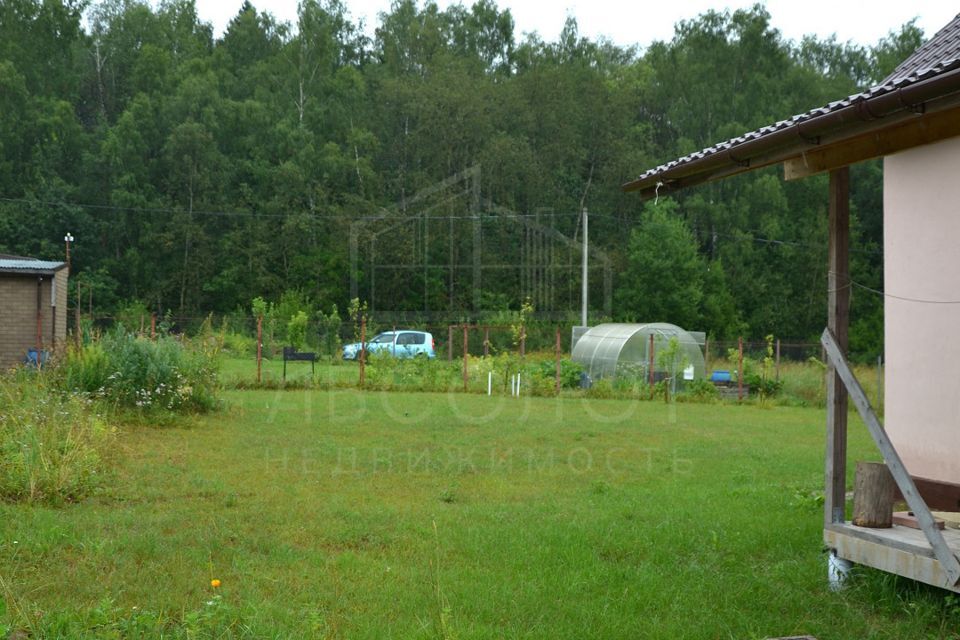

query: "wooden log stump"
left=852, top=461, right=895, bottom=528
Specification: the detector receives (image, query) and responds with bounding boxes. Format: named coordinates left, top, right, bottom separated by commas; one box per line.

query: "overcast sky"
left=192, top=0, right=958, bottom=49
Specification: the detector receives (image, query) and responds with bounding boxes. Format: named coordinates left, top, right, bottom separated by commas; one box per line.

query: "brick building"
left=0, top=255, right=69, bottom=367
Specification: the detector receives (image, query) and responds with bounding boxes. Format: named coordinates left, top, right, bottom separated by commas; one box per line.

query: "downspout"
left=50, top=273, right=57, bottom=348
left=36, top=276, right=43, bottom=365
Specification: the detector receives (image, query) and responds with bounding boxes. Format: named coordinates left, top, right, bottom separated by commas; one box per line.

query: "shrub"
left=287, top=311, right=309, bottom=351
left=60, top=329, right=219, bottom=413
left=316, top=304, right=342, bottom=358
left=530, top=359, right=584, bottom=393
left=221, top=331, right=256, bottom=356
left=0, top=375, right=114, bottom=503
left=681, top=378, right=720, bottom=402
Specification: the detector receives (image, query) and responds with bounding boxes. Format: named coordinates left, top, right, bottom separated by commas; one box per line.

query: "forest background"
left=0, top=0, right=924, bottom=358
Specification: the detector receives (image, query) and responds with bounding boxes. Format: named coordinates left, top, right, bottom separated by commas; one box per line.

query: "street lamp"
left=64, top=232, right=74, bottom=271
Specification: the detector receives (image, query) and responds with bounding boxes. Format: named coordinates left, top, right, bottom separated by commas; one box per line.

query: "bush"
left=287, top=311, right=309, bottom=351
left=221, top=331, right=256, bottom=356
left=535, top=358, right=584, bottom=389
left=681, top=378, right=720, bottom=402
left=0, top=375, right=114, bottom=503
left=60, top=329, right=219, bottom=413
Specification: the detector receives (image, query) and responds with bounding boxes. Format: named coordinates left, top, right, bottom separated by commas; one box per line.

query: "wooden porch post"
left=825, top=167, right=850, bottom=525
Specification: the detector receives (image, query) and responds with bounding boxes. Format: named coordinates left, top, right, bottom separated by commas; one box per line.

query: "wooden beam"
left=895, top=477, right=960, bottom=512
left=821, top=328, right=960, bottom=585
left=825, top=167, right=849, bottom=527
left=784, top=106, right=960, bottom=180
left=825, top=525, right=960, bottom=593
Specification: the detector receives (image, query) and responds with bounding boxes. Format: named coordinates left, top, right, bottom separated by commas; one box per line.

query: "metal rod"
left=359, top=316, right=366, bottom=387
left=581, top=208, right=588, bottom=327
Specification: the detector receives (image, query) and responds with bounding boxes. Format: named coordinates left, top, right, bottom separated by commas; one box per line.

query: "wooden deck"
left=825, top=522, right=960, bottom=593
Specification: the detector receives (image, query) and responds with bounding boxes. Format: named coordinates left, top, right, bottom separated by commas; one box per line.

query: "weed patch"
left=0, top=375, right=114, bottom=503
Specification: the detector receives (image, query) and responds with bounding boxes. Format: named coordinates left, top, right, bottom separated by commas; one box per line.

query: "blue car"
left=342, top=330, right=436, bottom=360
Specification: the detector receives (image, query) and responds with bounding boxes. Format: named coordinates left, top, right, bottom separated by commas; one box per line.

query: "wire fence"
left=76, top=310, right=826, bottom=364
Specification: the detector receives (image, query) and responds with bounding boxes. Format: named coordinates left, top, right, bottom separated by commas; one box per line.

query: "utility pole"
left=581, top=208, right=588, bottom=327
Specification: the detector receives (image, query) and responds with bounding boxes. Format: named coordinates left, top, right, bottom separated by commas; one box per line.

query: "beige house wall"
left=884, top=135, right=960, bottom=485
left=0, top=269, right=68, bottom=368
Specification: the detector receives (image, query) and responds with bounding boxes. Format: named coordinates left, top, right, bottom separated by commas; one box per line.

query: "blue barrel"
left=710, top=369, right=732, bottom=383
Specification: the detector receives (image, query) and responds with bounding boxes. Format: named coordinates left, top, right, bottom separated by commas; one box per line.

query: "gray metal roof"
left=0, top=257, right=67, bottom=274
left=625, top=14, right=960, bottom=192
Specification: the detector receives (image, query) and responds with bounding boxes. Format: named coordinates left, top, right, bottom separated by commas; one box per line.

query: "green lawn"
left=2, top=390, right=956, bottom=638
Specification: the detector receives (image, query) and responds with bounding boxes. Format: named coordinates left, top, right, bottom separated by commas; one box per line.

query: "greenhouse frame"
left=571, top=323, right=706, bottom=383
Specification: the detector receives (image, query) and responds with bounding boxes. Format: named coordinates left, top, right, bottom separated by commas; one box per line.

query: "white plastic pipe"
left=487, top=371, right=492, bottom=396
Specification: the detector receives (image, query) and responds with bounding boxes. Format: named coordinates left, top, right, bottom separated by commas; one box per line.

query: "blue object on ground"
left=710, top=370, right=732, bottom=383
left=26, top=348, right=50, bottom=367
left=579, top=372, right=593, bottom=389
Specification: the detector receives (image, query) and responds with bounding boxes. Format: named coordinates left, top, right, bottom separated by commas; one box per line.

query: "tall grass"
left=60, top=329, right=220, bottom=413
left=0, top=374, right=114, bottom=503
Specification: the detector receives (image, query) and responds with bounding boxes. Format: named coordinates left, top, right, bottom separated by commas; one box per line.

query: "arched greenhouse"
left=571, top=323, right=706, bottom=383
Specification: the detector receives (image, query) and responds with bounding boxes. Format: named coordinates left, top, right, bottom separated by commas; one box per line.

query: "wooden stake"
left=75, top=280, right=81, bottom=346
left=462, top=325, right=469, bottom=392
left=775, top=338, right=781, bottom=381
left=737, top=336, right=744, bottom=402
left=648, top=333, right=655, bottom=398
left=483, top=326, right=490, bottom=357
left=256, top=314, right=263, bottom=384
left=555, top=327, right=562, bottom=394
left=448, top=325, right=454, bottom=361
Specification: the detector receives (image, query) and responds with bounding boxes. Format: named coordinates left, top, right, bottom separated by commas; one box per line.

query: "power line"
left=828, top=275, right=960, bottom=304
left=0, top=196, right=585, bottom=221
left=0, top=195, right=886, bottom=257
left=852, top=279, right=960, bottom=305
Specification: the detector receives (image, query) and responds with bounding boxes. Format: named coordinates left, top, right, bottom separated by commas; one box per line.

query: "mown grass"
left=2, top=389, right=956, bottom=638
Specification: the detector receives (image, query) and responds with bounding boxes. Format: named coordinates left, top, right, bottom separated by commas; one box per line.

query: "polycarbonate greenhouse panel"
left=571, top=323, right=706, bottom=382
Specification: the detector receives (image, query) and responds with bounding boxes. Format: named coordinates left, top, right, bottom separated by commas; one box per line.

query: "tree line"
left=0, top=0, right=923, bottom=355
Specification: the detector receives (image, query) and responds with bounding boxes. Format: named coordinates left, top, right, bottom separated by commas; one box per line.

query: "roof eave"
left=623, top=65, right=960, bottom=198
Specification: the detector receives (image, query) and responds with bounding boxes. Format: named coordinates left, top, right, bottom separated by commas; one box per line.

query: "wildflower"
left=210, top=579, right=221, bottom=588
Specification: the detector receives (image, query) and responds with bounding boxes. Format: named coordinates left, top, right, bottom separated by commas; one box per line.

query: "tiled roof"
left=0, top=257, right=66, bottom=273
left=884, top=13, right=960, bottom=84
left=626, top=14, right=960, bottom=191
